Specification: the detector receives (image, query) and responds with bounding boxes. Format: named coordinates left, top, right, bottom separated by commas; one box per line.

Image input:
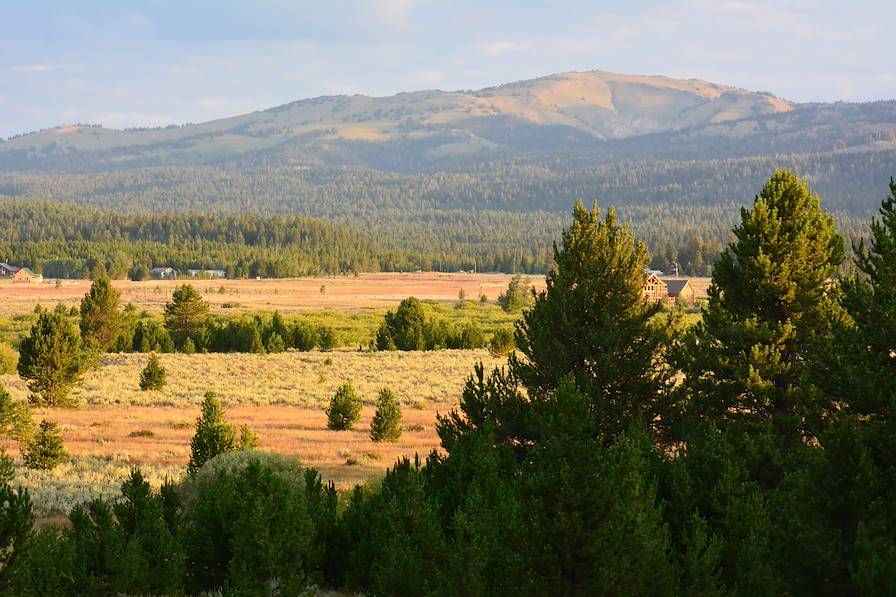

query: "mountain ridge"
left=0, top=69, right=798, bottom=169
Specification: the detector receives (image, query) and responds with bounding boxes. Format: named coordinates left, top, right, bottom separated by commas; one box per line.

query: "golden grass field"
left=1, top=349, right=504, bottom=516
left=0, top=272, right=548, bottom=316
left=0, top=272, right=710, bottom=517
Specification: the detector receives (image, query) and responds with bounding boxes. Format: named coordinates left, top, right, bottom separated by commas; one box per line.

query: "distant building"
left=11, top=267, right=42, bottom=283
left=662, top=278, right=696, bottom=307
left=0, top=263, right=20, bottom=277
left=150, top=266, right=178, bottom=279
left=187, top=269, right=226, bottom=279
left=642, top=273, right=668, bottom=302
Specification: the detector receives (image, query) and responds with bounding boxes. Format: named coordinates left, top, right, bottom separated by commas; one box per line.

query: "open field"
left=1, top=349, right=504, bottom=516
left=0, top=272, right=549, bottom=316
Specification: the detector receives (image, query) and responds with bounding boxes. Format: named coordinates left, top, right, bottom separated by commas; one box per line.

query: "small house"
left=662, top=278, right=696, bottom=307
left=0, top=263, right=20, bottom=277
left=187, top=269, right=226, bottom=279
left=11, top=267, right=42, bottom=283
left=150, top=267, right=177, bottom=280
left=642, top=273, right=668, bottom=302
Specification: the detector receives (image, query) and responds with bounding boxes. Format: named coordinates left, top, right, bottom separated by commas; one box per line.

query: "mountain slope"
left=0, top=70, right=794, bottom=169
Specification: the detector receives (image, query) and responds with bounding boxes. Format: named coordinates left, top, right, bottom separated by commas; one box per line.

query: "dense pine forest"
left=1, top=171, right=894, bottom=595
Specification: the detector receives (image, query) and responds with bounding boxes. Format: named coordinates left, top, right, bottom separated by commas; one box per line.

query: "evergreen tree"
left=265, top=332, right=286, bottom=354
left=138, top=353, right=167, bottom=391
left=510, top=201, right=673, bottom=443
left=318, top=326, right=335, bottom=352
left=681, top=170, right=844, bottom=443
left=0, top=484, right=34, bottom=593
left=376, top=298, right=427, bottom=351
left=497, top=274, right=534, bottom=312
left=17, top=311, right=86, bottom=406
left=0, top=449, right=13, bottom=486
left=163, top=285, right=208, bottom=350
left=0, top=385, right=33, bottom=442
left=187, top=392, right=236, bottom=476
left=326, top=383, right=361, bottom=431
left=248, top=326, right=266, bottom=354
left=237, top=424, right=259, bottom=450
left=22, top=420, right=68, bottom=469
left=370, top=388, right=402, bottom=442
left=79, top=277, right=121, bottom=352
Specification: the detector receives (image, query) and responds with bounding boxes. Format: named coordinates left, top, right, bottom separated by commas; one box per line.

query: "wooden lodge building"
left=642, top=273, right=696, bottom=306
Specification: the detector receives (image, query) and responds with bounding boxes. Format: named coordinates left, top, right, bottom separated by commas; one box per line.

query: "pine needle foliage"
left=17, top=312, right=86, bottom=407
left=22, top=420, right=68, bottom=470
left=138, top=353, right=167, bottom=391
left=327, top=383, right=362, bottom=431
left=370, top=388, right=402, bottom=442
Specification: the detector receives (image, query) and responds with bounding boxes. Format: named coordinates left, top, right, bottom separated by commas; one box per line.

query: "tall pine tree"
left=510, top=201, right=673, bottom=443
left=79, top=277, right=121, bottom=352
left=681, top=169, right=844, bottom=443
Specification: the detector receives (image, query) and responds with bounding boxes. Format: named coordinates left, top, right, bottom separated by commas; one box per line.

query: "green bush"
left=326, top=383, right=361, bottom=431
left=0, top=386, right=33, bottom=442
left=237, top=424, right=260, bottom=450
left=497, top=274, right=534, bottom=312
left=0, top=343, right=18, bottom=375
left=0, top=482, right=34, bottom=591
left=266, top=332, right=286, bottom=353
left=183, top=453, right=334, bottom=594
left=370, top=388, right=402, bottom=443
left=318, top=326, right=335, bottom=352
left=0, top=448, right=13, bottom=486
left=489, top=326, right=516, bottom=356
left=138, top=353, right=166, bottom=391
left=291, top=321, right=319, bottom=351
left=22, top=420, right=68, bottom=470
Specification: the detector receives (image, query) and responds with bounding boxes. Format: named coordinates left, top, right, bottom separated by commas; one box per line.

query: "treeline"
left=2, top=171, right=895, bottom=595
left=1, top=147, right=894, bottom=217
left=0, top=195, right=869, bottom=277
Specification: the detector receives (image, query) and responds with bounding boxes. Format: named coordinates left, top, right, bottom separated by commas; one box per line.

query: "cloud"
left=478, top=41, right=530, bottom=57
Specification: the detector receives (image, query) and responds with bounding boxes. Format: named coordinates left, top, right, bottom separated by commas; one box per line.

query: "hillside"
left=0, top=70, right=796, bottom=169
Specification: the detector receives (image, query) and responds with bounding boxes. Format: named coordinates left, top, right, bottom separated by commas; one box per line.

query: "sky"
left=2, top=0, right=894, bottom=138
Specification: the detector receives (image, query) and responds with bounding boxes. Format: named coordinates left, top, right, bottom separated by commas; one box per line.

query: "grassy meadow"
left=1, top=348, right=505, bottom=517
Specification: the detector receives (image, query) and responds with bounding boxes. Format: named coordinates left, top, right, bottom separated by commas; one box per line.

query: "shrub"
left=266, top=332, right=286, bottom=353
left=181, top=337, right=196, bottom=355
left=326, top=383, right=361, bottom=431
left=0, top=386, right=33, bottom=442
left=0, top=343, right=18, bottom=375
left=318, top=326, right=335, bottom=352
left=139, top=353, right=167, bottom=391
left=376, top=297, right=427, bottom=351
left=0, top=448, right=13, bottom=486
left=187, top=392, right=236, bottom=476
left=248, top=326, right=266, bottom=354
left=17, top=312, right=86, bottom=407
left=183, top=452, right=335, bottom=594
left=292, top=321, right=318, bottom=351
left=22, top=420, right=68, bottom=470
left=237, top=424, right=260, bottom=450
left=497, top=274, right=534, bottom=312
left=370, top=388, right=402, bottom=443
left=0, top=482, right=34, bottom=590
left=489, top=326, right=516, bottom=356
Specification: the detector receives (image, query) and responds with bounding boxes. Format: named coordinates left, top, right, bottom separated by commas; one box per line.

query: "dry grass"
left=1, top=349, right=501, bottom=408
left=1, top=349, right=504, bottom=516
left=0, top=272, right=547, bottom=316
